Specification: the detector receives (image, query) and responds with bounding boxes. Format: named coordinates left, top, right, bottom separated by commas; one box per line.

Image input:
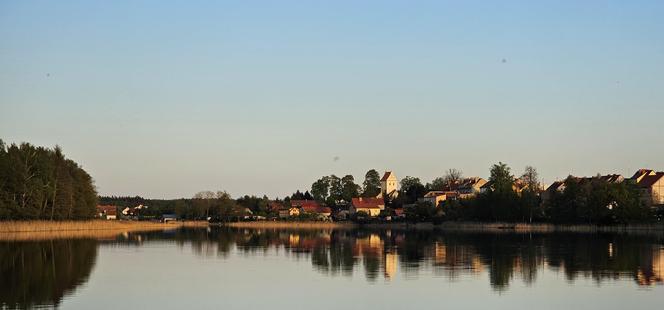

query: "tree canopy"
left=0, top=140, right=97, bottom=220
left=362, top=169, right=381, bottom=197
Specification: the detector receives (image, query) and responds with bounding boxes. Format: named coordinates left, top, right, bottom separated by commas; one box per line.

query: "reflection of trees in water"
left=205, top=228, right=663, bottom=289
left=0, top=239, right=98, bottom=309
left=113, top=228, right=664, bottom=290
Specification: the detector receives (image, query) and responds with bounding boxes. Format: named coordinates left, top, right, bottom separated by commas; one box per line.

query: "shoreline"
left=223, top=221, right=664, bottom=235
left=0, top=220, right=209, bottom=241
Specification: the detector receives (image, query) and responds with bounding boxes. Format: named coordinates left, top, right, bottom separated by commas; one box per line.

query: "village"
left=96, top=168, right=664, bottom=224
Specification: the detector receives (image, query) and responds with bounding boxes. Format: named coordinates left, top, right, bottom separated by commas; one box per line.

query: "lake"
left=1, top=227, right=663, bottom=309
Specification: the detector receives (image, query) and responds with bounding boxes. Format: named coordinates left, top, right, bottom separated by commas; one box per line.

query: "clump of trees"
left=544, top=176, right=650, bottom=224
left=310, top=174, right=361, bottom=207
left=438, top=163, right=652, bottom=224
left=0, top=140, right=97, bottom=220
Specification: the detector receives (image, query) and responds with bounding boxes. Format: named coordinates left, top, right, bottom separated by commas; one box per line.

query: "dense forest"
left=0, top=140, right=97, bottom=220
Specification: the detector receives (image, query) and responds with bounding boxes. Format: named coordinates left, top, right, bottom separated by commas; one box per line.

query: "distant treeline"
left=0, top=140, right=97, bottom=220
left=99, top=193, right=272, bottom=220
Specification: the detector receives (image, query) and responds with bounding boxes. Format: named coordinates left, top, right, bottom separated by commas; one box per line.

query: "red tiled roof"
left=380, top=171, right=393, bottom=182
left=96, top=205, right=117, bottom=212
left=291, top=200, right=330, bottom=214
left=351, top=197, right=384, bottom=209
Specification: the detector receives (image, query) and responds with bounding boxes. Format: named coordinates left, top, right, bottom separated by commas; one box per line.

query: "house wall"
left=351, top=207, right=381, bottom=217
left=381, top=174, right=398, bottom=196
left=420, top=195, right=446, bottom=207
left=653, top=179, right=664, bottom=205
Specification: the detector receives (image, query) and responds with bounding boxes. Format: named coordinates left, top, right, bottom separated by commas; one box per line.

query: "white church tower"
left=380, top=171, right=398, bottom=199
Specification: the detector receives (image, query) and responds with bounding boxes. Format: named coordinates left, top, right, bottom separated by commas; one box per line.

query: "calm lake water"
left=1, top=227, right=663, bottom=309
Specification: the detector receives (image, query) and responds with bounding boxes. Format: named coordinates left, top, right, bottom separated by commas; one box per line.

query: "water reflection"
left=165, top=228, right=664, bottom=290
left=1, top=228, right=663, bottom=308
left=0, top=239, right=98, bottom=309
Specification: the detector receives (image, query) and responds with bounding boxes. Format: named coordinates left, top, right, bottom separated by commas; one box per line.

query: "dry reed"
left=0, top=220, right=209, bottom=241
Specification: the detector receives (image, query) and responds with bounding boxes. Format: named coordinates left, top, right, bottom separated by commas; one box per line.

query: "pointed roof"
left=636, top=172, right=664, bottom=188
left=381, top=171, right=395, bottom=181
left=631, top=169, right=654, bottom=181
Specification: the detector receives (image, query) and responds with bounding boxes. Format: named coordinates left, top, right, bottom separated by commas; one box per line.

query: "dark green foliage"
left=404, top=201, right=437, bottom=222
left=545, top=177, right=652, bottom=224
left=399, top=176, right=427, bottom=204
left=0, top=140, right=97, bottom=220
left=311, top=176, right=330, bottom=202
left=362, top=169, right=381, bottom=198
left=341, top=175, right=360, bottom=202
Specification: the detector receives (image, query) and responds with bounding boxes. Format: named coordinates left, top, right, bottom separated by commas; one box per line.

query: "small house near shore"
left=419, top=191, right=457, bottom=207
left=96, top=205, right=117, bottom=220
left=350, top=197, right=385, bottom=217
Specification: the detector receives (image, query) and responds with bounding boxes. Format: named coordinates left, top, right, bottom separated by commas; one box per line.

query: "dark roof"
left=631, top=169, right=654, bottom=180
left=637, top=173, right=664, bottom=188
left=546, top=181, right=565, bottom=192
left=424, top=191, right=456, bottom=197
left=380, top=171, right=394, bottom=182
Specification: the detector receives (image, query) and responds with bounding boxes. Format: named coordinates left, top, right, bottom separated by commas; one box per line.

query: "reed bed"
left=0, top=220, right=209, bottom=241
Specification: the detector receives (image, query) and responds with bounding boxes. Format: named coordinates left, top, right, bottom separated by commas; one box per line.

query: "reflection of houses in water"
left=352, top=234, right=384, bottom=259
left=655, top=248, right=664, bottom=284
left=432, top=242, right=483, bottom=276
left=637, top=246, right=664, bottom=286
left=384, top=252, right=398, bottom=279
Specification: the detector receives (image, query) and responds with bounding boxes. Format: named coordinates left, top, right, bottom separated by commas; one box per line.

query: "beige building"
left=439, top=177, right=487, bottom=199
left=631, top=169, right=664, bottom=206
left=419, top=191, right=457, bottom=207
left=350, top=197, right=385, bottom=217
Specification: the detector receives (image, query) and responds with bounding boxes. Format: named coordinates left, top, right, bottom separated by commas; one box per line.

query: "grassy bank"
left=223, top=221, right=664, bottom=235
left=223, top=221, right=355, bottom=230
left=0, top=220, right=209, bottom=241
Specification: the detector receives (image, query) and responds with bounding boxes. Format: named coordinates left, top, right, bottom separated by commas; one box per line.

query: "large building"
left=439, top=177, right=487, bottom=199
left=380, top=171, right=399, bottom=199
left=631, top=169, right=664, bottom=206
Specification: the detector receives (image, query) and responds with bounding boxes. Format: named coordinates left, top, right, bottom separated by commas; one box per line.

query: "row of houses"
left=542, top=169, right=664, bottom=206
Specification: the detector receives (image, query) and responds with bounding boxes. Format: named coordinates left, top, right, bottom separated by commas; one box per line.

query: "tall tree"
left=341, top=175, right=360, bottom=202
left=328, top=175, right=342, bottom=204
left=443, top=169, right=463, bottom=185
left=429, top=177, right=446, bottom=191
left=520, top=166, right=541, bottom=222
left=311, top=176, right=331, bottom=202
left=362, top=169, right=381, bottom=198
left=489, top=162, right=515, bottom=194
left=521, top=166, right=540, bottom=191
left=400, top=176, right=426, bottom=204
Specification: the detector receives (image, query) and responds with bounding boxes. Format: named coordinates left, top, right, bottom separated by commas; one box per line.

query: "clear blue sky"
left=1, top=0, right=663, bottom=199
